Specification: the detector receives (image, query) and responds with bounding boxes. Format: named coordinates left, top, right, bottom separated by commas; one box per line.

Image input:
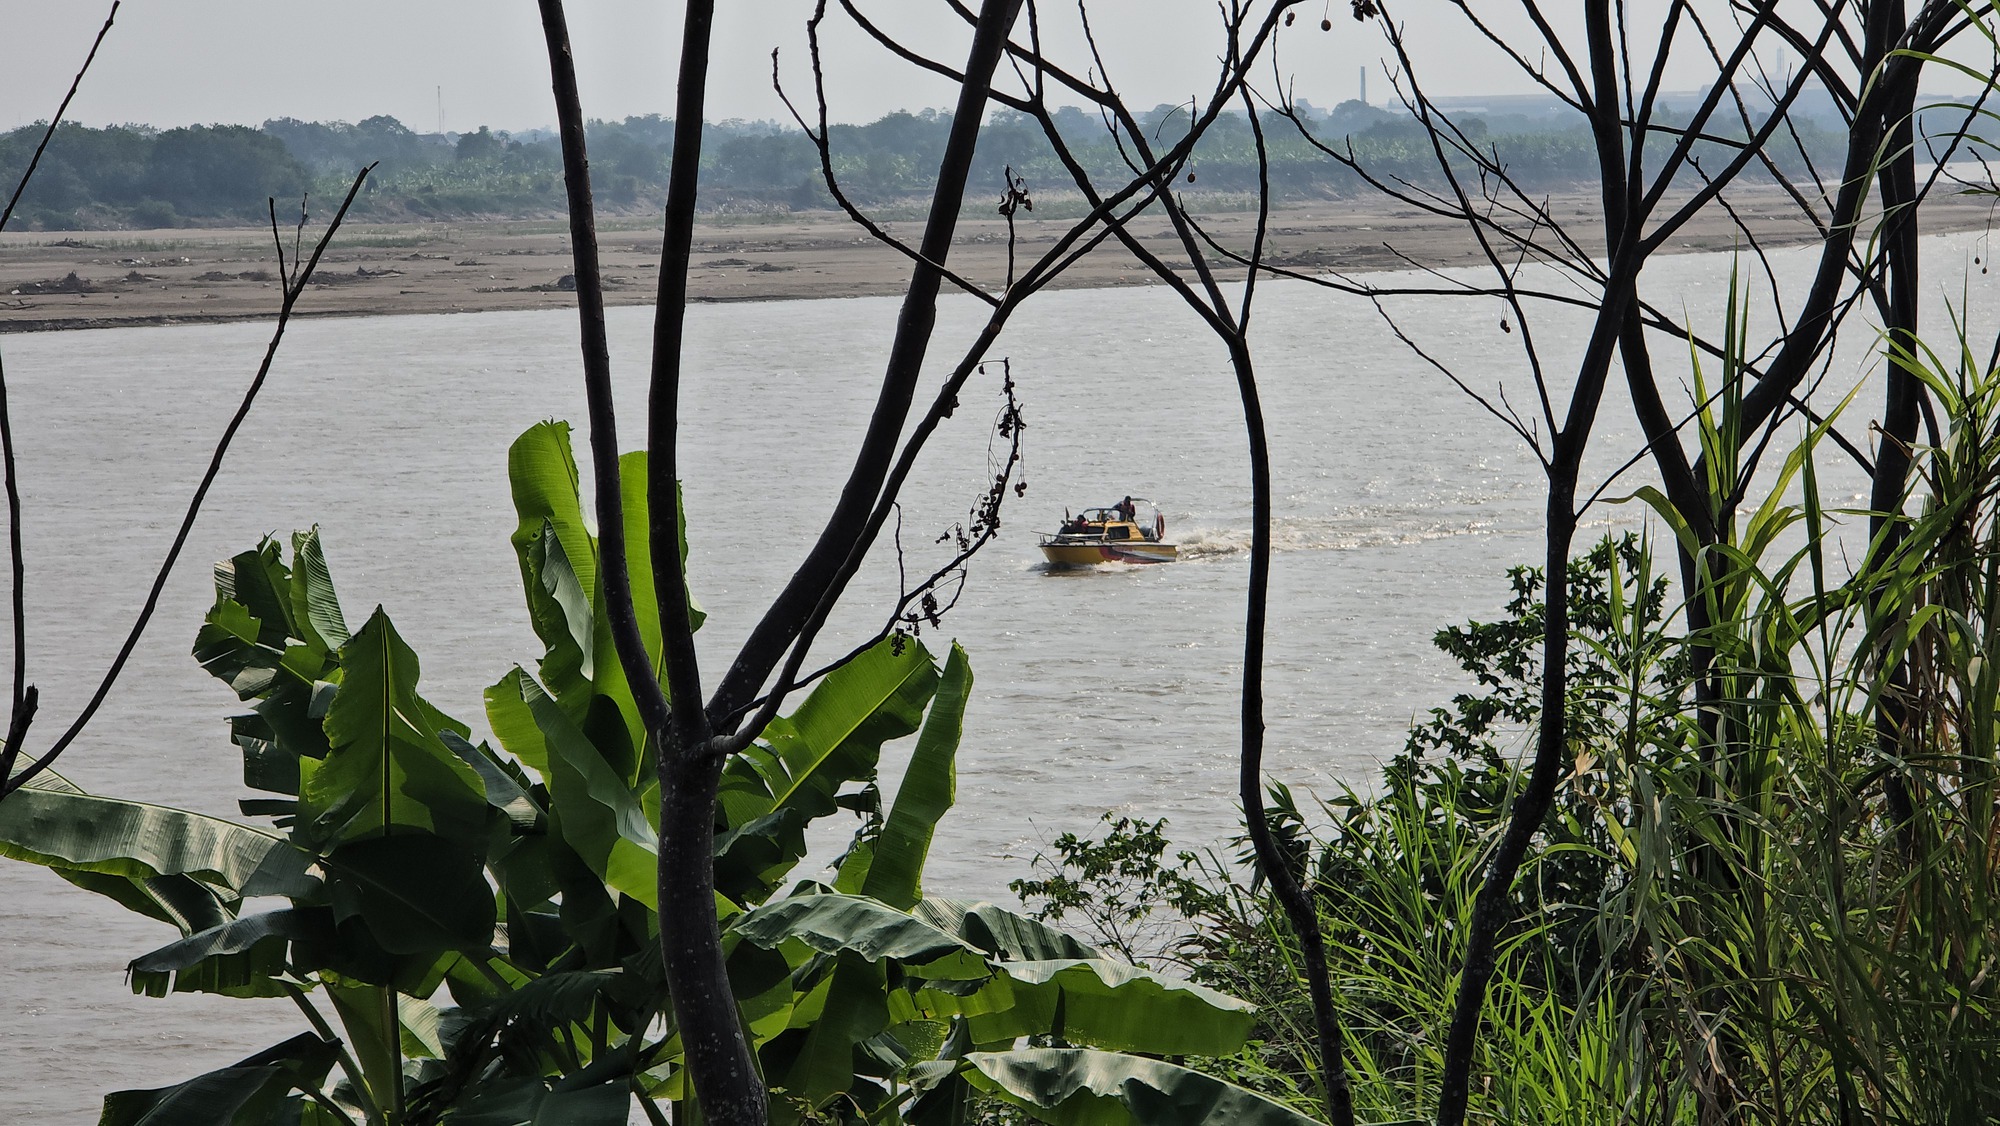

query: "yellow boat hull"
left=1040, top=541, right=1179, bottom=566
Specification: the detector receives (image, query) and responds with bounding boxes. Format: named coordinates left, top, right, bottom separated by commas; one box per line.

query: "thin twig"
left=707, top=0, right=1029, bottom=734
left=0, top=1, right=119, bottom=791
left=0, top=3, right=118, bottom=234
left=534, top=0, right=671, bottom=735
left=1, top=166, right=374, bottom=800
left=772, top=9, right=1001, bottom=307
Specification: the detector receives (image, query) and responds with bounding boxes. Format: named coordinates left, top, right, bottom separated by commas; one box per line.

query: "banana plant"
left=719, top=887, right=1358, bottom=1126
left=0, top=420, right=1308, bottom=1126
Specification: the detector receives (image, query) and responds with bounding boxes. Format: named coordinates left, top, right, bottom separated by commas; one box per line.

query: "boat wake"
left=1026, top=559, right=1152, bottom=575
left=1174, top=515, right=1499, bottom=559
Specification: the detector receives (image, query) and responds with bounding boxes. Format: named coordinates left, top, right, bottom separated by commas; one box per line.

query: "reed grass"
left=1021, top=310, right=2000, bottom=1123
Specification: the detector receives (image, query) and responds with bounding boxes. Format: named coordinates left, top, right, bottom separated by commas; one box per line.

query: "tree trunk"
left=658, top=747, right=764, bottom=1124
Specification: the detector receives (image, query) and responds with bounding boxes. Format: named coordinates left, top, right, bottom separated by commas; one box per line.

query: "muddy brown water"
left=3, top=235, right=1987, bottom=1118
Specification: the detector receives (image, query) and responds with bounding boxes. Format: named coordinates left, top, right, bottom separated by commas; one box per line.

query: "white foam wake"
left=1172, top=515, right=1498, bottom=559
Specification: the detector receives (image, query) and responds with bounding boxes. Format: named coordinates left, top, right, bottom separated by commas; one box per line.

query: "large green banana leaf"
left=128, top=907, right=326, bottom=998
left=731, top=892, right=990, bottom=980
left=98, top=1032, right=339, bottom=1126
left=962, top=1049, right=1329, bottom=1126
left=202, top=527, right=346, bottom=655
left=55, top=866, right=234, bottom=937
left=201, top=532, right=342, bottom=684
left=194, top=536, right=341, bottom=784
left=486, top=665, right=552, bottom=779
left=510, top=670, right=659, bottom=907
left=715, top=638, right=939, bottom=902
left=915, top=897, right=1099, bottom=961
left=539, top=526, right=645, bottom=785
left=958, top=959, right=1254, bottom=1055
left=765, top=643, right=972, bottom=1115
left=739, top=892, right=1253, bottom=1058
left=527, top=519, right=597, bottom=696
left=603, top=449, right=705, bottom=749
left=288, top=525, right=351, bottom=648
left=774, top=948, right=897, bottom=1116
left=726, top=937, right=798, bottom=1042
left=510, top=422, right=621, bottom=749
left=323, top=831, right=498, bottom=956
left=739, top=894, right=1097, bottom=972
left=0, top=773, right=313, bottom=900
left=840, top=642, right=972, bottom=910
left=301, top=607, right=488, bottom=848
left=509, top=422, right=600, bottom=697
left=3, top=771, right=243, bottom=934
left=506, top=424, right=696, bottom=760
left=617, top=449, right=704, bottom=653
left=893, top=957, right=1253, bottom=1057
left=444, top=1076, right=630, bottom=1126
left=606, top=447, right=709, bottom=689
left=440, top=730, right=545, bottom=830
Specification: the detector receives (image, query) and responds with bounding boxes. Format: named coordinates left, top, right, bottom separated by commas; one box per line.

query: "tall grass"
left=1021, top=314, right=2000, bottom=1122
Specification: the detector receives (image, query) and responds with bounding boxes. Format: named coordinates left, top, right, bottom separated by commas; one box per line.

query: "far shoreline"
left=4, top=191, right=1993, bottom=334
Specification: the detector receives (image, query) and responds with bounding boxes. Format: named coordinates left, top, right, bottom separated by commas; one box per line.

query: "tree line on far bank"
left=0, top=96, right=1854, bottom=231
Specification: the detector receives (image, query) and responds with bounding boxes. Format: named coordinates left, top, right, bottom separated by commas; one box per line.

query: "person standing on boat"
left=1117, top=495, right=1136, bottom=523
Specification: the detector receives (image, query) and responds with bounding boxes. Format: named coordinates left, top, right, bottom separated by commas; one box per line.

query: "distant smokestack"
left=1360, top=66, right=1367, bottom=106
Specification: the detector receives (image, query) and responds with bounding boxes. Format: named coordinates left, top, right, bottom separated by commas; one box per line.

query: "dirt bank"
left=3, top=190, right=1992, bottom=333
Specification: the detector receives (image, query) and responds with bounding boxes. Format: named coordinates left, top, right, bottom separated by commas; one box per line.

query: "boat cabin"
left=1039, top=498, right=1177, bottom=565
left=1059, top=504, right=1164, bottom=542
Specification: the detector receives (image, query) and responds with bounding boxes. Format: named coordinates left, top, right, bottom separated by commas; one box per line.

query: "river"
left=2, top=232, right=1988, bottom=1119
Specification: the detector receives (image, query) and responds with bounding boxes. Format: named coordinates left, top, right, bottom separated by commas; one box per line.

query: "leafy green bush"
left=0, top=421, right=1326, bottom=1126
left=1019, top=366, right=2000, bottom=1126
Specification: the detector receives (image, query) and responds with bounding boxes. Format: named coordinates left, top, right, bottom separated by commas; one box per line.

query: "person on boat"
left=1117, top=495, right=1136, bottom=523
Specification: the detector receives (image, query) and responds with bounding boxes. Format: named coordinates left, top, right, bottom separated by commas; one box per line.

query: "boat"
left=1038, top=497, right=1178, bottom=566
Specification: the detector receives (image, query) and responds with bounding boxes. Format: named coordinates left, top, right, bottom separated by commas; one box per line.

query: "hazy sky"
left=5, top=1, right=1555, bottom=134
left=3, top=2, right=1988, bottom=136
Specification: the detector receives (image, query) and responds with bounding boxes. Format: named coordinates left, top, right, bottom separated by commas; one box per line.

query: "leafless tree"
left=531, top=1, right=1308, bottom=1120
left=1248, top=0, right=1996, bottom=1118
left=0, top=3, right=370, bottom=805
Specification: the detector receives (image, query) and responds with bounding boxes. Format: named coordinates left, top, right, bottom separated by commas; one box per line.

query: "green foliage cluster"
left=0, top=421, right=1340, bottom=1126
left=0, top=122, right=309, bottom=230
left=1017, top=324, right=2000, bottom=1123
left=1, top=102, right=1847, bottom=230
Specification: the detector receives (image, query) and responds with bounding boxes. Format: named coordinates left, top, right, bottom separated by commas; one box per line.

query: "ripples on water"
left=2, top=235, right=1989, bottom=1118
left=1171, top=511, right=1503, bottom=559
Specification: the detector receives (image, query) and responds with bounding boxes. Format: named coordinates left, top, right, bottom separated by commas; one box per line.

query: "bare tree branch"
left=1, top=166, right=374, bottom=799
left=0, top=1, right=119, bottom=792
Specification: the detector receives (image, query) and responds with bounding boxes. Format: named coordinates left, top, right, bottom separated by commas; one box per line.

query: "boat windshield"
left=1054, top=499, right=1166, bottom=541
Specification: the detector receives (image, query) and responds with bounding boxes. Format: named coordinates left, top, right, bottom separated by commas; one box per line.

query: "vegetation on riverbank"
left=0, top=96, right=1853, bottom=230
left=1019, top=336, right=2000, bottom=1120
left=9, top=337, right=2000, bottom=1122
left=5, top=0, right=1998, bottom=1120
left=0, top=421, right=1333, bottom=1125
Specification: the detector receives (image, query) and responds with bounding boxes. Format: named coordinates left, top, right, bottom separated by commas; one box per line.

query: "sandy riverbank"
left=3, top=190, right=1993, bottom=333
